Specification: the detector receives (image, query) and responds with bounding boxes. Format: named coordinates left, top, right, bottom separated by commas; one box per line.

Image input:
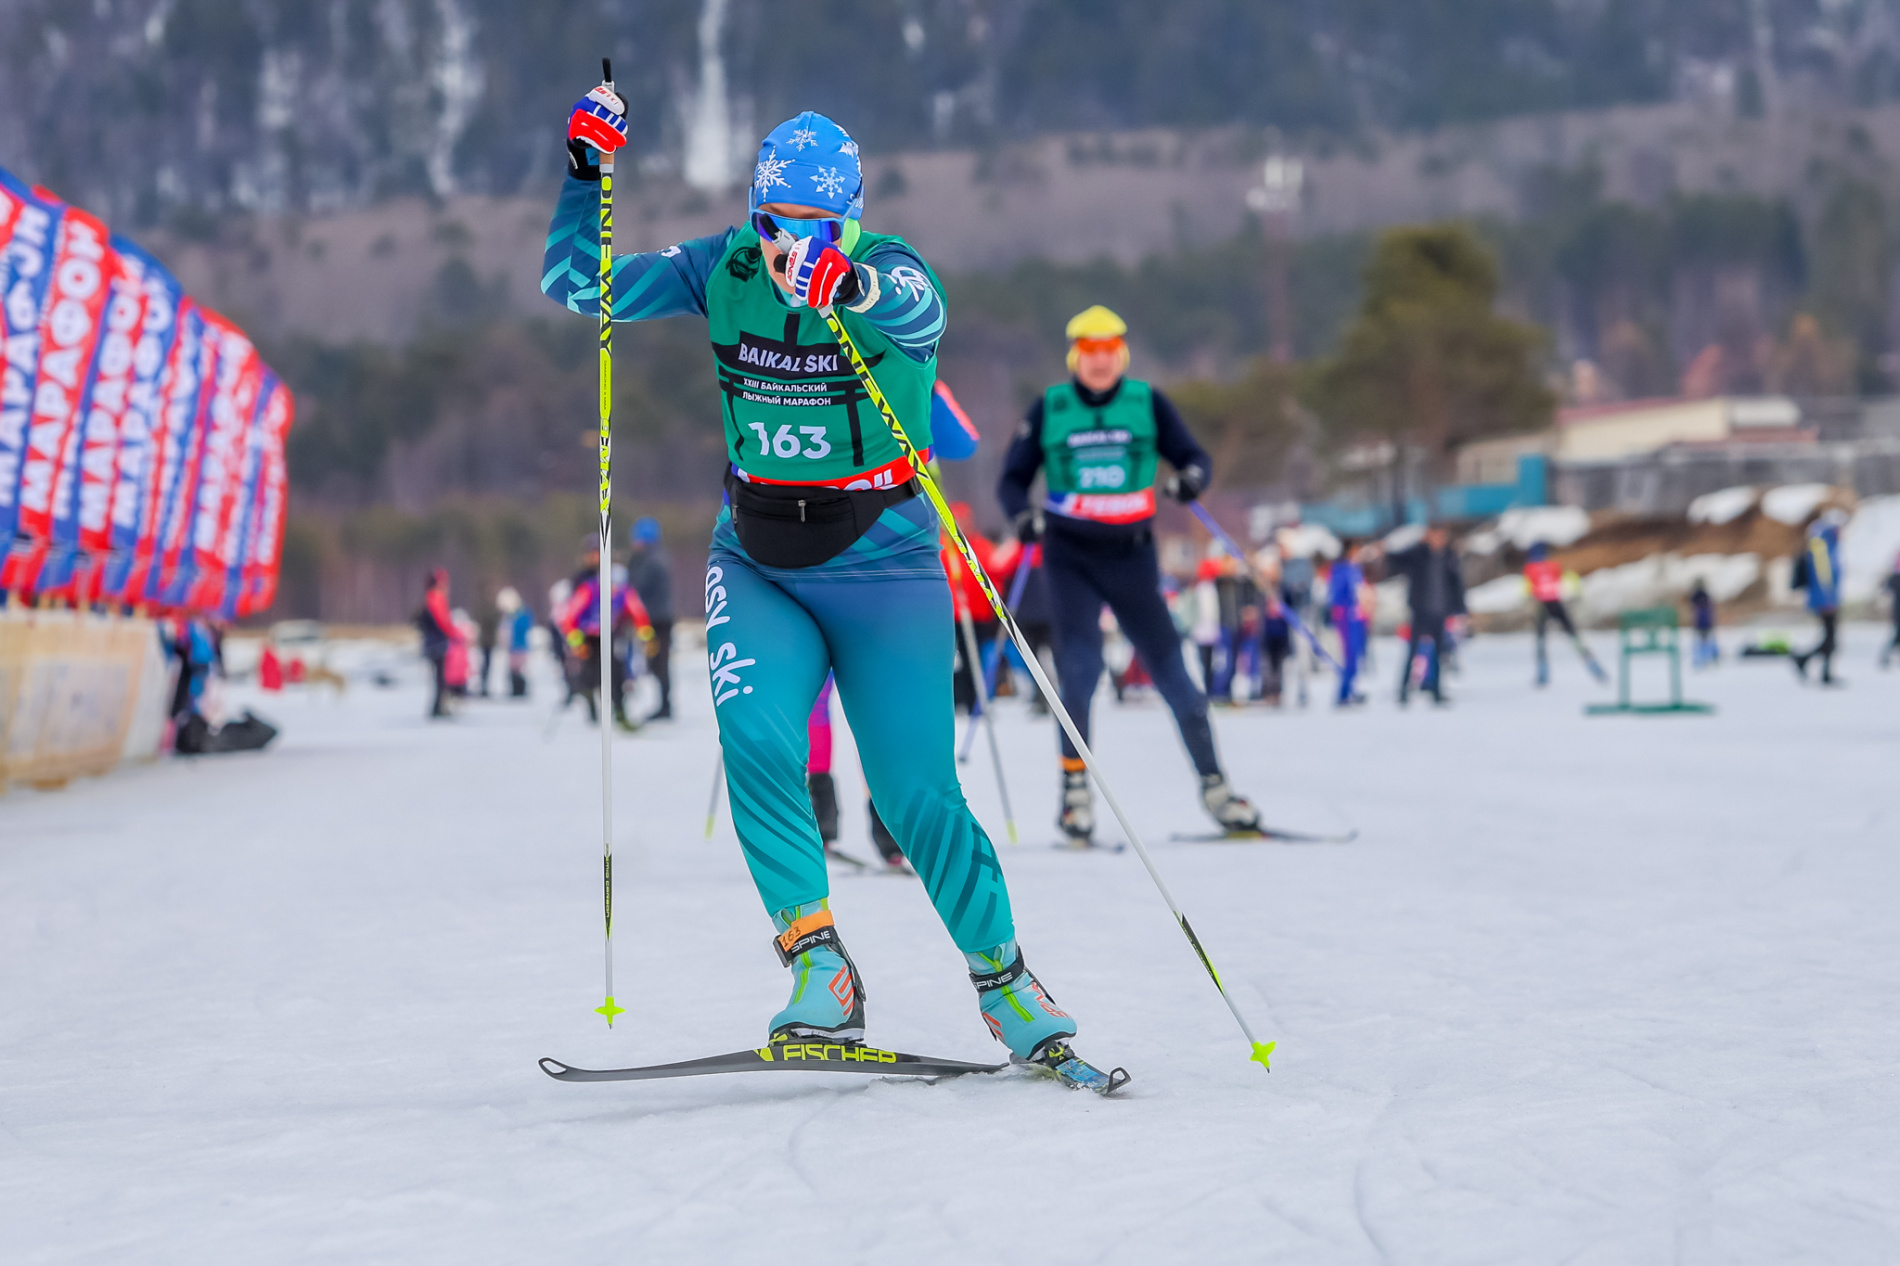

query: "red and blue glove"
left=782, top=235, right=860, bottom=310
left=566, top=84, right=627, bottom=182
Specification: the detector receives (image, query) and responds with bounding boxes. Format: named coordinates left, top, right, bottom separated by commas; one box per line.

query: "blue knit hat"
left=631, top=516, right=661, bottom=546
left=749, top=111, right=863, bottom=220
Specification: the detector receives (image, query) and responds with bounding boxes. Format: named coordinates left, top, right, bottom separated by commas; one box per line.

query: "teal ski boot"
left=967, top=941, right=1127, bottom=1093
left=768, top=904, right=866, bottom=1044
left=966, top=939, right=1076, bottom=1058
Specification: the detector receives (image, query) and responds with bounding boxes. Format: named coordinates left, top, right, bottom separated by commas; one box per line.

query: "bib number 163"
left=750, top=423, right=832, bottom=460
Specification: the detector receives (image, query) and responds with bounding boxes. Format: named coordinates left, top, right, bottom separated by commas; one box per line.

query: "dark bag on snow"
left=212, top=710, right=279, bottom=753
left=723, top=469, right=918, bottom=570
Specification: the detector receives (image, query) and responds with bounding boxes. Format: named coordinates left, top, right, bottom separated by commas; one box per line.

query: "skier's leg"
left=1534, top=604, right=1551, bottom=685
left=1096, top=548, right=1219, bottom=777
left=704, top=554, right=864, bottom=1041
left=1820, top=612, right=1838, bottom=683
left=705, top=556, right=834, bottom=922
left=813, top=572, right=1013, bottom=952
left=811, top=565, right=1075, bottom=1055
left=1043, top=535, right=1110, bottom=840
left=1043, top=536, right=1109, bottom=764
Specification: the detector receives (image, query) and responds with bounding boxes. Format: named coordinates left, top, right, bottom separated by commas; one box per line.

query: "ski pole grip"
left=602, top=57, right=613, bottom=86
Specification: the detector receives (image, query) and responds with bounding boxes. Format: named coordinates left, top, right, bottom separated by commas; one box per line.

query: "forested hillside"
left=8, top=0, right=1900, bottom=224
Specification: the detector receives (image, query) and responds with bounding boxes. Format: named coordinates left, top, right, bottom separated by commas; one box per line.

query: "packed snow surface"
left=5, top=628, right=1900, bottom=1263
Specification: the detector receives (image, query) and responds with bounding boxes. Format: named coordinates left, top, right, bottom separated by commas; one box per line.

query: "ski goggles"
left=750, top=210, right=844, bottom=248
left=1071, top=336, right=1126, bottom=356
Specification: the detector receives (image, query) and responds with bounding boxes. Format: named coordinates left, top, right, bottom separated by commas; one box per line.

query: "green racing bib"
left=1040, top=379, right=1159, bottom=524
left=707, top=226, right=936, bottom=485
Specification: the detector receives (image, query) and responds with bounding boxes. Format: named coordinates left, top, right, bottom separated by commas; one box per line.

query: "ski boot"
left=1058, top=762, right=1094, bottom=846
left=768, top=904, right=866, bottom=1044
left=1200, top=773, right=1262, bottom=836
left=966, top=939, right=1076, bottom=1059
left=967, top=941, right=1128, bottom=1094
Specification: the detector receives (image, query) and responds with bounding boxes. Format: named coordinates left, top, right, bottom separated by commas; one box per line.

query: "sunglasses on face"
left=751, top=211, right=844, bottom=249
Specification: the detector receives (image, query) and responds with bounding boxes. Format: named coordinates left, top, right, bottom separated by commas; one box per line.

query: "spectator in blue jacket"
left=1791, top=509, right=1846, bottom=686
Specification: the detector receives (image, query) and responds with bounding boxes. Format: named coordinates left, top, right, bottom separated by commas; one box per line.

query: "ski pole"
left=704, top=753, right=725, bottom=839
left=811, top=298, right=1275, bottom=1072
left=955, top=596, right=1018, bottom=844
left=958, top=549, right=1036, bottom=764
left=1188, top=502, right=1344, bottom=673
left=592, top=57, right=623, bottom=1030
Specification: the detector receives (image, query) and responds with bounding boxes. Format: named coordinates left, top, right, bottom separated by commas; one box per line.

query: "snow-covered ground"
left=5, top=625, right=1899, bottom=1263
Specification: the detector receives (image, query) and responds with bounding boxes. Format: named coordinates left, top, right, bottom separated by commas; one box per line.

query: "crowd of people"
left=411, top=515, right=675, bottom=726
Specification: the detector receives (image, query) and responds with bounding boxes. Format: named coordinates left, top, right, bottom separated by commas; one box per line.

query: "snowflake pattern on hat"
left=750, top=111, right=864, bottom=218
left=811, top=167, right=847, bottom=199
left=753, top=152, right=791, bottom=196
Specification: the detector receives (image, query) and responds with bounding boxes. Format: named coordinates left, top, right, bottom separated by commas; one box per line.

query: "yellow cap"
left=1065, top=305, right=1128, bottom=342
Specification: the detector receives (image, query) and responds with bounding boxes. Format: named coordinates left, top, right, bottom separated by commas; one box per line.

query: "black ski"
left=541, top=1041, right=1008, bottom=1084
left=1170, top=826, right=1358, bottom=845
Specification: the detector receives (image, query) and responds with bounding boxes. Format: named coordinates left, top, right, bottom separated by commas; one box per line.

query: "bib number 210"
left=749, top=423, right=832, bottom=460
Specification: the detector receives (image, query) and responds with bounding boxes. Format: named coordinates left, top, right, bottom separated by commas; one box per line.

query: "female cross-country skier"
left=997, top=305, right=1262, bottom=844
left=544, top=83, right=1094, bottom=1078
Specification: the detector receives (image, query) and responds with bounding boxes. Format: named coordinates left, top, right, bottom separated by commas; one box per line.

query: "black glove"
left=1011, top=509, right=1042, bottom=545
left=1167, top=464, right=1207, bottom=504
left=566, top=138, right=602, bottom=183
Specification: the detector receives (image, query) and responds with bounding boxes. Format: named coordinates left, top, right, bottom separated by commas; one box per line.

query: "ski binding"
left=1016, top=1039, right=1131, bottom=1096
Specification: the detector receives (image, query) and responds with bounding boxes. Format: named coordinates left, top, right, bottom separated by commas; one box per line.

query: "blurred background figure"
left=558, top=536, right=652, bottom=729
left=1327, top=543, right=1368, bottom=707
left=447, top=609, right=477, bottom=699
left=1690, top=580, right=1718, bottom=668
left=1377, top=525, right=1465, bottom=706
left=496, top=586, right=532, bottom=698
left=475, top=600, right=500, bottom=698
left=1790, top=509, right=1846, bottom=686
left=626, top=517, right=674, bottom=721
left=1883, top=553, right=1900, bottom=669
left=415, top=569, right=458, bottom=720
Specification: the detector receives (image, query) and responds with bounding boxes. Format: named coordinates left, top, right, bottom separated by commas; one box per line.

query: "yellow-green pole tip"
left=596, top=997, right=625, bottom=1026
left=1251, top=1041, right=1276, bottom=1071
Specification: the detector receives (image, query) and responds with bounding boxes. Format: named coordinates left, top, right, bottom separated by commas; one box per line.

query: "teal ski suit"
left=542, top=177, right=1013, bottom=952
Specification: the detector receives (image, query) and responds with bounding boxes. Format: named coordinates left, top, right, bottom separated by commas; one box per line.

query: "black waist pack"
left=724, top=469, right=919, bottom=569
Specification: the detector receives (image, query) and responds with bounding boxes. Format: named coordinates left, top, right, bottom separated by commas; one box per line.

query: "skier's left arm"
left=842, top=239, right=947, bottom=362
left=1447, top=552, right=1469, bottom=617
left=1151, top=388, right=1213, bottom=502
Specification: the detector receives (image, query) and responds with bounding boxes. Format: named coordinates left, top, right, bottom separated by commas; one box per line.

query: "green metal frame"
left=1584, top=605, right=1715, bottom=716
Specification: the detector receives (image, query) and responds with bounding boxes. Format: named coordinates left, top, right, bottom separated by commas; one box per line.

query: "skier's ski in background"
left=1171, top=826, right=1358, bottom=844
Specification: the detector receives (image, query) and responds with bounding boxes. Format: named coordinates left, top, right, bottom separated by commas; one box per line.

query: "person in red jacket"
left=416, top=568, right=462, bottom=719
left=1524, top=542, right=1604, bottom=686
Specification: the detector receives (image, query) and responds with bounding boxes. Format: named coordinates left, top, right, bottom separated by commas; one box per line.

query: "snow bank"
left=1494, top=504, right=1591, bottom=549
left=1465, top=573, right=1530, bottom=615
left=1687, top=485, right=1758, bottom=526
left=1575, top=552, right=1762, bottom=623
left=1760, top=483, right=1834, bottom=525
left=1841, top=494, right=1900, bottom=604
left=1276, top=523, right=1341, bottom=560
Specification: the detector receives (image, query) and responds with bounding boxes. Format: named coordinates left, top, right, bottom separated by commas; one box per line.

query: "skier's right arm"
left=996, top=399, right=1047, bottom=523
left=540, top=175, right=735, bottom=320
